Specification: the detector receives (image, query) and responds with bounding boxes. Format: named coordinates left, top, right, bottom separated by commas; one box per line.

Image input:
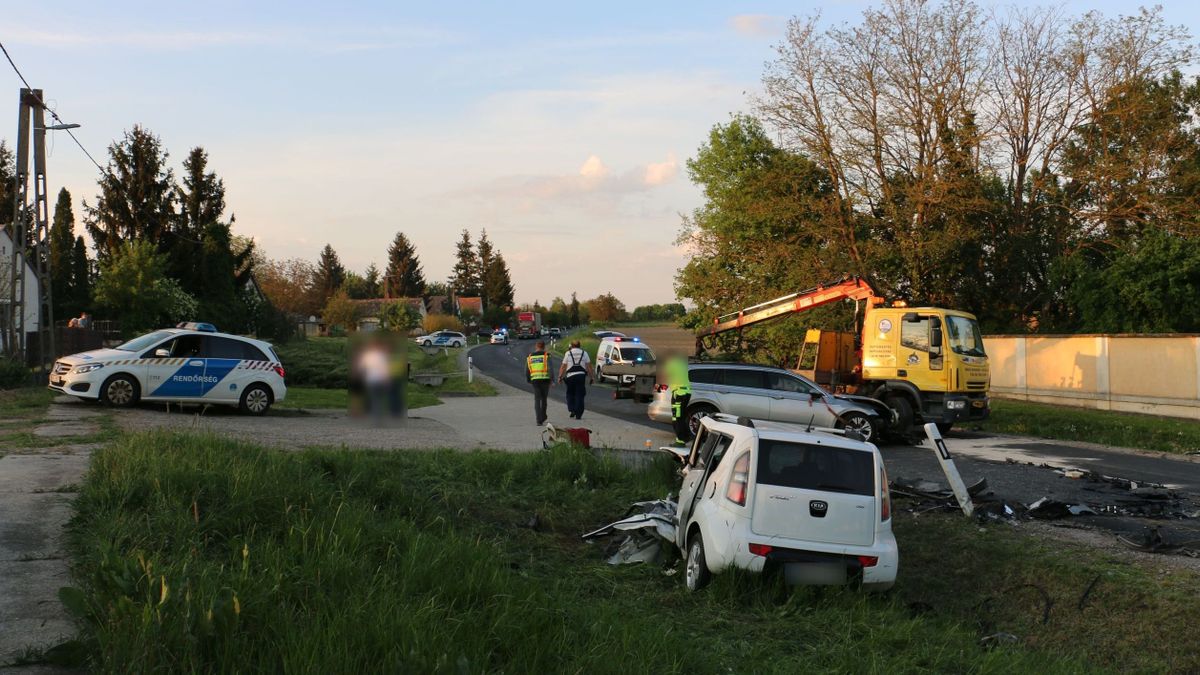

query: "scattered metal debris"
left=1116, top=526, right=1200, bottom=557
left=979, top=632, right=1019, bottom=649
left=582, top=499, right=678, bottom=565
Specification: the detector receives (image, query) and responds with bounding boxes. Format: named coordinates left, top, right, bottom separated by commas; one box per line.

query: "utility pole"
left=4, top=88, right=54, bottom=368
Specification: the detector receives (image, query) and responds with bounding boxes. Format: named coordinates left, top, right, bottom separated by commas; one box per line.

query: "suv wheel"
left=686, top=403, right=717, bottom=436
left=839, top=411, right=878, bottom=443
left=685, top=533, right=711, bottom=592
left=885, top=394, right=914, bottom=433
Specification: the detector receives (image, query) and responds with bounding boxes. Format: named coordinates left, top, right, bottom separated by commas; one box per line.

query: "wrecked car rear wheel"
left=685, top=533, right=711, bottom=592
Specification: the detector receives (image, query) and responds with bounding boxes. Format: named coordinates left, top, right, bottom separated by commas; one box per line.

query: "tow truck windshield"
left=945, top=316, right=986, bottom=357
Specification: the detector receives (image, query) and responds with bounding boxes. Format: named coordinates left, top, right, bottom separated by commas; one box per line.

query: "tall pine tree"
left=49, top=189, right=77, bottom=317
left=449, top=229, right=480, bottom=296
left=364, top=263, right=382, bottom=297
left=482, top=253, right=514, bottom=310
left=384, top=232, right=426, bottom=298
left=84, top=125, right=176, bottom=260
left=569, top=292, right=580, bottom=327
left=71, top=237, right=90, bottom=311
left=314, top=244, right=346, bottom=301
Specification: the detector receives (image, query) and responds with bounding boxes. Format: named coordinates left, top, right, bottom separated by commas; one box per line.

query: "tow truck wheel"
left=885, top=394, right=914, bottom=434
left=100, top=374, right=139, bottom=408
left=685, top=533, right=711, bottom=592
left=240, top=384, right=273, bottom=416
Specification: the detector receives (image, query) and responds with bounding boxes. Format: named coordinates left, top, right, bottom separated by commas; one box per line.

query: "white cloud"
left=729, top=14, right=784, bottom=38
left=579, top=155, right=610, bottom=179
left=643, top=153, right=678, bottom=186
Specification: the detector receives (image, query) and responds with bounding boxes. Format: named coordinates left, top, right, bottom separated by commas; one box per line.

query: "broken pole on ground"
left=924, top=423, right=974, bottom=517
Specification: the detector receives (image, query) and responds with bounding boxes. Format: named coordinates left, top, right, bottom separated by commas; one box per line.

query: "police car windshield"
left=114, top=331, right=175, bottom=352
left=618, top=347, right=654, bottom=363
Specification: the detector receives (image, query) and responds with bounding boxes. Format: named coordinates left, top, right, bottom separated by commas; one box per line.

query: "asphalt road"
left=469, top=338, right=658, bottom=427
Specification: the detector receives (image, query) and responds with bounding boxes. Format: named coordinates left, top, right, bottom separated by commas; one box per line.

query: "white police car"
left=416, top=331, right=466, bottom=348
left=48, top=324, right=286, bottom=415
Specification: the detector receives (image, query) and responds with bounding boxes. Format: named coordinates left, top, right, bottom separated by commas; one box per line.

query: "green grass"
left=975, top=398, right=1200, bottom=454
left=550, top=328, right=600, bottom=362
left=60, top=431, right=1200, bottom=673
left=0, top=388, right=119, bottom=452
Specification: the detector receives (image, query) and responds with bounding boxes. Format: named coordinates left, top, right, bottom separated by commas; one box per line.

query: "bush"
left=422, top=314, right=462, bottom=333
left=0, top=357, right=30, bottom=388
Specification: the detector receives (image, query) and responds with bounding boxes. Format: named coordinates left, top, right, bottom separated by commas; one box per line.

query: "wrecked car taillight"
left=857, top=555, right=878, bottom=568
left=726, top=453, right=750, bottom=506
left=880, top=463, right=891, bottom=521
left=748, top=543, right=772, bottom=557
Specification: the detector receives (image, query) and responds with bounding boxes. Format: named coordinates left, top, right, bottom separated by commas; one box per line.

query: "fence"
left=984, top=334, right=1200, bottom=420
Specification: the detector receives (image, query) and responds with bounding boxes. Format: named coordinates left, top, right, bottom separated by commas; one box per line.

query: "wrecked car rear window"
left=756, top=440, right=874, bottom=496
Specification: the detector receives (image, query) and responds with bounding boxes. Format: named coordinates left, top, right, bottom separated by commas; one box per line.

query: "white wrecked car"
left=676, top=414, right=897, bottom=591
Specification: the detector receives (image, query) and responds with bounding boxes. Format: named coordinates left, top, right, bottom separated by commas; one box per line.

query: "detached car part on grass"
left=581, top=500, right=678, bottom=565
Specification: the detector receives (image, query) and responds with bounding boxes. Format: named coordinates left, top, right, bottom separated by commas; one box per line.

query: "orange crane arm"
left=696, top=277, right=883, bottom=346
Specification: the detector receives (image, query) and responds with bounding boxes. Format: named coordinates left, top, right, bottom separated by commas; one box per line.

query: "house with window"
left=0, top=228, right=41, bottom=354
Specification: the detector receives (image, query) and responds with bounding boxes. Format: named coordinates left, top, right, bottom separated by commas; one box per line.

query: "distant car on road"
left=416, top=331, right=466, bottom=348
left=676, top=414, right=896, bottom=592
left=549, top=327, right=562, bottom=339
left=648, top=362, right=893, bottom=444
left=476, top=328, right=494, bottom=338
left=490, top=331, right=509, bottom=345
left=48, top=327, right=286, bottom=415
left=593, top=330, right=626, bottom=339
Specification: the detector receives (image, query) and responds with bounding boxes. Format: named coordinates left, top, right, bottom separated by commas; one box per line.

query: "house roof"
left=352, top=297, right=427, bottom=317
left=456, top=296, right=483, bottom=314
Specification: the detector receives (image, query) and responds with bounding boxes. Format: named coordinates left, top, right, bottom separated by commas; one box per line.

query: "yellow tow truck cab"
left=858, top=306, right=990, bottom=429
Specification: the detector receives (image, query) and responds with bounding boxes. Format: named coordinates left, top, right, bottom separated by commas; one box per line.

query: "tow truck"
left=696, top=277, right=990, bottom=433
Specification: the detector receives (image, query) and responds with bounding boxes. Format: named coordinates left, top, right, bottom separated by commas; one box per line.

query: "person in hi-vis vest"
left=526, top=341, right=555, bottom=425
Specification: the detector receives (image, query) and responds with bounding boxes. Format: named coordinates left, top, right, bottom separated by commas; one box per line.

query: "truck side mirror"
left=931, top=326, right=943, bottom=350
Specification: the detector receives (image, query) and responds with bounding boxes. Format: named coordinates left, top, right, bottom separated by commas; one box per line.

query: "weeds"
left=976, top=399, right=1200, bottom=454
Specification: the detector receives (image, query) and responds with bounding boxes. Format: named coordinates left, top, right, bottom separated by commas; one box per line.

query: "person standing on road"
left=526, top=340, right=555, bottom=425
left=665, top=353, right=692, bottom=445
left=558, top=340, right=593, bottom=419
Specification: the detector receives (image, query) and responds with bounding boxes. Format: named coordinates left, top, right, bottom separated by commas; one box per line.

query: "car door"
left=713, top=368, right=770, bottom=420
left=765, top=371, right=828, bottom=425
left=201, top=336, right=251, bottom=403
left=142, top=334, right=205, bottom=399
left=677, top=426, right=723, bottom=549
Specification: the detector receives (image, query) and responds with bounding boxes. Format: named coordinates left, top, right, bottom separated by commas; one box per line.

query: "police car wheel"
left=101, top=375, right=139, bottom=408
left=240, top=385, right=272, bottom=416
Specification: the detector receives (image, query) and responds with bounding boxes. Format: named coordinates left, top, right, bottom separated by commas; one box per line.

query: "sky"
left=3, top=1, right=1199, bottom=308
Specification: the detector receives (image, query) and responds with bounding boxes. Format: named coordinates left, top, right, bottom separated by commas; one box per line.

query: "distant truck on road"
left=517, top=312, right=542, bottom=340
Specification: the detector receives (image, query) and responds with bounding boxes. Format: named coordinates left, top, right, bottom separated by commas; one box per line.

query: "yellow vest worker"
left=665, top=355, right=692, bottom=444
left=526, top=343, right=554, bottom=425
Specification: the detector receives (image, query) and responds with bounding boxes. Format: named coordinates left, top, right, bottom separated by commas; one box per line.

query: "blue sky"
left=4, top=1, right=1199, bottom=307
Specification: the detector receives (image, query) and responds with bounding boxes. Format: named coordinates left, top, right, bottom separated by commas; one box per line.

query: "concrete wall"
left=985, top=334, right=1200, bottom=419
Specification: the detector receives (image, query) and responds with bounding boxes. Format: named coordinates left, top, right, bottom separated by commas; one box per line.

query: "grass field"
left=58, top=431, right=1200, bottom=672
left=976, top=398, right=1200, bottom=454
left=0, top=388, right=118, bottom=453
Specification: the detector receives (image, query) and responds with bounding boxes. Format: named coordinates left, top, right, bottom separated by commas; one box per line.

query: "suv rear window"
left=756, top=440, right=874, bottom=496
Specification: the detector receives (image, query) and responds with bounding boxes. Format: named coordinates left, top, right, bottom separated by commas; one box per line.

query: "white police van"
left=48, top=323, right=286, bottom=415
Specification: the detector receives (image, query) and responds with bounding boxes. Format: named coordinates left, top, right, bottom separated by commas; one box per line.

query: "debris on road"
left=582, top=499, right=678, bottom=565
left=1117, top=526, right=1200, bottom=557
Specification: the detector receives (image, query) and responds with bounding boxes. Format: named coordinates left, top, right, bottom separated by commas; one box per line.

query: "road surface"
left=469, top=339, right=656, bottom=428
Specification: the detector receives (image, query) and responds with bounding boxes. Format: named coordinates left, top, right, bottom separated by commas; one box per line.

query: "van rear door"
left=750, top=439, right=876, bottom=547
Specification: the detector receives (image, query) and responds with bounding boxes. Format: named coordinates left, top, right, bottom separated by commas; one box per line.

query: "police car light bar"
left=177, top=321, right=218, bottom=332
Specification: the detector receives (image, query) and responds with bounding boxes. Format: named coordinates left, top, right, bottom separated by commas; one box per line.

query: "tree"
left=93, top=240, right=196, bottom=334
left=378, top=301, right=421, bottom=333
left=71, top=237, right=90, bottom=311
left=321, top=290, right=357, bottom=333
left=384, top=231, right=426, bottom=298
left=449, top=229, right=480, bottom=296
left=476, top=229, right=495, bottom=306
left=314, top=244, right=346, bottom=302
left=585, top=293, right=626, bottom=323
left=632, top=303, right=687, bottom=322
left=363, top=263, right=382, bottom=297
left=569, top=292, right=581, bottom=327
left=257, top=257, right=322, bottom=317
left=49, top=188, right=78, bottom=318
left=84, top=126, right=176, bottom=260
left=481, top=252, right=514, bottom=313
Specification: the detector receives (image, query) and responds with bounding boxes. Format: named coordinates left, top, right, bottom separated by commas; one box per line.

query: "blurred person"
left=356, top=336, right=393, bottom=425
left=526, top=340, right=555, bottom=425
left=664, top=352, right=692, bottom=445
left=557, top=339, right=592, bottom=419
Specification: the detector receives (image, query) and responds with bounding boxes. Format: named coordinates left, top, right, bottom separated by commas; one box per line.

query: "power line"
left=0, top=38, right=106, bottom=173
